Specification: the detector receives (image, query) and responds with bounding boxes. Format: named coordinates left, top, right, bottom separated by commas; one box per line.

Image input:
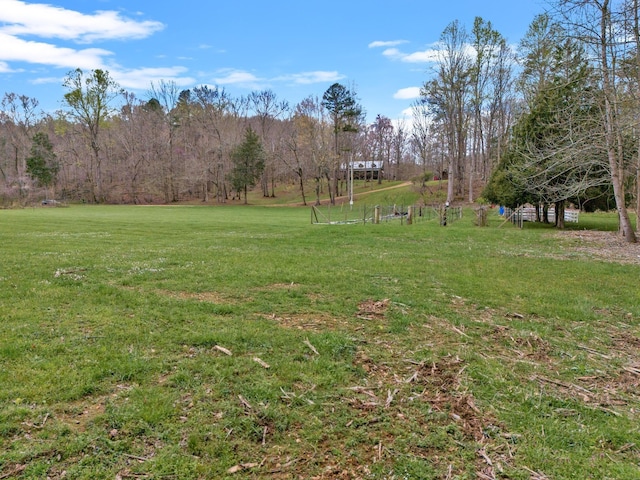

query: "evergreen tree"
left=229, top=127, right=266, bottom=204
left=321, top=83, right=363, bottom=204
left=26, top=132, right=58, bottom=189
left=485, top=31, right=608, bottom=227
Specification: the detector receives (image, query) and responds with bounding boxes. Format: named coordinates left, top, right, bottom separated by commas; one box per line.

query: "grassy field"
left=1, top=203, right=639, bottom=479
left=225, top=178, right=430, bottom=207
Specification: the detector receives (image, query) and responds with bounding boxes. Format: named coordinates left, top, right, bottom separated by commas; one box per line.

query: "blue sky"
left=0, top=0, right=546, bottom=123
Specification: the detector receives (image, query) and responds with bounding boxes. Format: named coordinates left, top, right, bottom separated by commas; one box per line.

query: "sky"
left=0, top=0, right=547, bottom=124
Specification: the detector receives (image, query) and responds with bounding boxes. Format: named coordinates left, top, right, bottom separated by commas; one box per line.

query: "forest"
left=1, top=0, right=640, bottom=242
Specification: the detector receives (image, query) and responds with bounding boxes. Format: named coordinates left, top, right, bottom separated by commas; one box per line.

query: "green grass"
left=235, top=178, right=426, bottom=207
left=1, top=204, right=639, bottom=479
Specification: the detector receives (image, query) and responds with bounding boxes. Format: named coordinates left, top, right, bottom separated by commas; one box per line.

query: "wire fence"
left=311, top=204, right=462, bottom=225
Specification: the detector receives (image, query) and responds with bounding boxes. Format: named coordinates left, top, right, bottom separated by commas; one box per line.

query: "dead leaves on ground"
left=356, top=298, right=390, bottom=320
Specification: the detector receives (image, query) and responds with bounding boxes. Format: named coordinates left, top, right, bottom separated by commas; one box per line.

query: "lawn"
left=0, top=204, right=639, bottom=479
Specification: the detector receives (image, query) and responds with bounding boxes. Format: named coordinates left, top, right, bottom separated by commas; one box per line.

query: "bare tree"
left=248, top=90, right=289, bottom=198
left=554, top=0, right=637, bottom=242
left=63, top=69, right=121, bottom=203
left=423, top=20, right=472, bottom=203
left=0, top=93, right=41, bottom=197
left=391, top=118, right=410, bottom=179
left=411, top=100, right=439, bottom=179
left=621, top=0, right=640, bottom=233
left=192, top=86, right=233, bottom=203
left=148, top=80, right=184, bottom=203
left=290, top=96, right=333, bottom=205
left=369, top=115, right=394, bottom=182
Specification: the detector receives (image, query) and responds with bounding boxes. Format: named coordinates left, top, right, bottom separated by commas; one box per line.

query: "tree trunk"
left=597, top=0, right=636, bottom=242
left=555, top=200, right=565, bottom=229
left=330, top=170, right=337, bottom=205
left=635, top=0, right=640, bottom=234
left=447, top=155, right=455, bottom=204
left=637, top=152, right=640, bottom=234
left=298, top=168, right=307, bottom=206
left=315, top=177, right=321, bottom=206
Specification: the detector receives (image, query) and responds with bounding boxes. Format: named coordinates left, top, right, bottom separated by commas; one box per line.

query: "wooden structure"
left=340, top=161, right=384, bottom=180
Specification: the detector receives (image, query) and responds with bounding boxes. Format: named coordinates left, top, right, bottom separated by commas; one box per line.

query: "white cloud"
left=0, top=32, right=112, bottom=70
left=113, top=67, right=195, bottom=90
left=393, top=87, right=421, bottom=100
left=31, top=76, right=62, bottom=85
left=0, top=2, right=188, bottom=92
left=381, top=48, right=403, bottom=59
left=402, top=49, right=441, bottom=63
left=401, top=106, right=415, bottom=118
left=280, top=71, right=344, bottom=85
left=382, top=46, right=440, bottom=63
left=212, top=69, right=264, bottom=89
left=212, top=69, right=343, bottom=90
left=0, top=0, right=164, bottom=43
left=368, top=40, right=408, bottom=49
left=29, top=67, right=196, bottom=92
left=0, top=60, right=13, bottom=73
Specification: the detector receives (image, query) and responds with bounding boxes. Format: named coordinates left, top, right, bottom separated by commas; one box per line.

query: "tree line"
left=1, top=0, right=639, bottom=241
left=0, top=74, right=416, bottom=208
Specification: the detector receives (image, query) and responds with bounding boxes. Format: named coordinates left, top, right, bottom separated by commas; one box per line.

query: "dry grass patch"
left=356, top=299, right=390, bottom=320
left=558, top=231, right=640, bottom=265
left=347, top=345, right=515, bottom=478
left=161, top=289, right=232, bottom=304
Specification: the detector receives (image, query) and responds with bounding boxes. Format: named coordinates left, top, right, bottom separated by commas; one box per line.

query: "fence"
left=311, top=204, right=462, bottom=226
left=502, top=206, right=579, bottom=228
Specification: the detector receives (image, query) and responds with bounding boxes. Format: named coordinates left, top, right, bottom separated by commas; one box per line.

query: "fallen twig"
left=405, top=370, right=420, bottom=383
left=303, top=338, right=319, bottom=355
left=522, top=466, right=549, bottom=479
left=227, top=462, right=258, bottom=474
left=238, top=395, right=253, bottom=410
left=0, top=465, right=26, bottom=479
left=451, top=325, right=470, bottom=338
left=347, top=386, right=381, bottom=406
left=466, top=396, right=481, bottom=414
left=122, top=453, right=151, bottom=462
left=476, top=472, right=495, bottom=480
left=34, top=412, right=49, bottom=429
left=615, top=443, right=636, bottom=454
left=445, top=464, right=453, bottom=480
left=280, top=387, right=295, bottom=399
left=478, top=448, right=493, bottom=466
left=533, top=375, right=593, bottom=398
left=576, top=344, right=612, bottom=359
left=595, top=405, right=622, bottom=417
left=253, top=357, right=270, bottom=369
left=214, top=345, right=232, bottom=356
left=385, top=388, right=399, bottom=408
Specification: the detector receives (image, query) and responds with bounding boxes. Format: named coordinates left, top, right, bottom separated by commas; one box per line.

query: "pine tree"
left=229, top=127, right=266, bottom=204
left=26, top=132, right=58, bottom=189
